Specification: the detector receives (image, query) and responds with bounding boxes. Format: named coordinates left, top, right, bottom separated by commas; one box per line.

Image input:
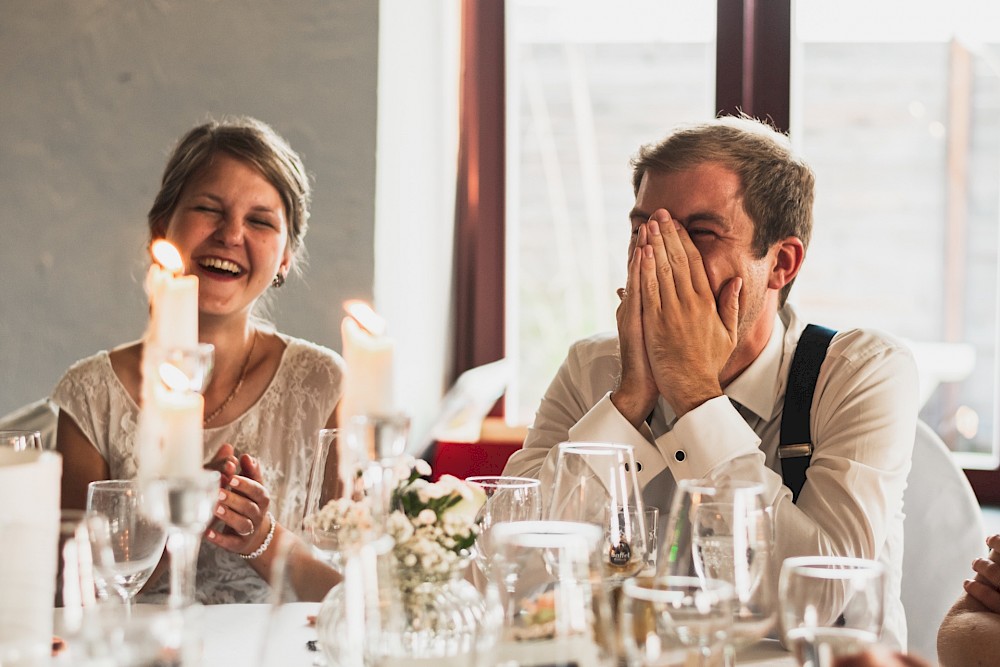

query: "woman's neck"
left=198, top=315, right=256, bottom=374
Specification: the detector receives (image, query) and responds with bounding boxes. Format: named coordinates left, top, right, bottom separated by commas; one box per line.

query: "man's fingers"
left=719, top=277, right=742, bottom=339
left=673, top=223, right=712, bottom=296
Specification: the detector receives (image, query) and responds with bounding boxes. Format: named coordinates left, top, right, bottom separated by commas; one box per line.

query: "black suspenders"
left=778, top=324, right=837, bottom=503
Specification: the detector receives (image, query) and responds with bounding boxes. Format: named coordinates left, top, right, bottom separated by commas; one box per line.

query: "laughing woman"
left=52, top=117, right=342, bottom=603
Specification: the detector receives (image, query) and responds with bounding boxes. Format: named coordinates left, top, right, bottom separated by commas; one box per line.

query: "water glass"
left=0, top=430, right=41, bottom=451
left=466, top=475, right=543, bottom=582
left=548, top=442, right=648, bottom=584
left=485, top=520, right=615, bottom=667
left=619, top=575, right=735, bottom=667
left=779, top=556, right=885, bottom=666
left=659, top=479, right=775, bottom=653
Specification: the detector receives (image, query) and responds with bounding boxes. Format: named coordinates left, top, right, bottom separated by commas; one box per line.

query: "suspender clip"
left=778, top=443, right=813, bottom=459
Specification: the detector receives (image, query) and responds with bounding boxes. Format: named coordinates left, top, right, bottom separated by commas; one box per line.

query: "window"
left=479, top=0, right=1000, bottom=479
left=790, top=2, right=1000, bottom=467
left=505, top=1, right=717, bottom=422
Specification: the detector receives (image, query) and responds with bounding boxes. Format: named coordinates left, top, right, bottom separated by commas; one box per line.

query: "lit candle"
left=148, top=240, right=198, bottom=350
left=137, top=240, right=203, bottom=479
left=340, top=300, right=395, bottom=421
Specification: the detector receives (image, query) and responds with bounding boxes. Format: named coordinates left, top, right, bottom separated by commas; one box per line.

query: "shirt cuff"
left=655, top=395, right=760, bottom=480
left=568, top=392, right=668, bottom=487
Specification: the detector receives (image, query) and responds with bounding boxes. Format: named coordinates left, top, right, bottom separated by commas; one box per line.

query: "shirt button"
left=674, top=450, right=686, bottom=462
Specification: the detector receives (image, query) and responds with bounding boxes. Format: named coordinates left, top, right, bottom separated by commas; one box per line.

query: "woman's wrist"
left=240, top=511, right=276, bottom=561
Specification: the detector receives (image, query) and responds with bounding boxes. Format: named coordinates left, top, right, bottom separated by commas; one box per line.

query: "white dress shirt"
left=503, top=303, right=918, bottom=649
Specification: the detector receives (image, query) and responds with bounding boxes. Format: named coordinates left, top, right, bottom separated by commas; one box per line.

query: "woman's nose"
left=214, top=215, right=244, bottom=245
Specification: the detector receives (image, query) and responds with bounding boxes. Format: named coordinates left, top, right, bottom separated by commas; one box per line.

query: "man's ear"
left=768, top=237, right=805, bottom=291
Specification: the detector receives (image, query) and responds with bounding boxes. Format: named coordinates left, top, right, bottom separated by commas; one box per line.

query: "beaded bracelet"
left=239, top=511, right=276, bottom=560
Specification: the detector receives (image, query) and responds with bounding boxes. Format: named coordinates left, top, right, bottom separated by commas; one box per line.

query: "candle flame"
left=344, top=300, right=386, bottom=336
left=151, top=240, right=184, bottom=274
left=158, top=362, right=192, bottom=393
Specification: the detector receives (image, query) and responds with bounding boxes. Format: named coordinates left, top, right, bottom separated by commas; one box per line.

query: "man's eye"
left=689, top=229, right=715, bottom=238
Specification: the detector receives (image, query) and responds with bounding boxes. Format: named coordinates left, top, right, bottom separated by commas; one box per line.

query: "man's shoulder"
left=828, top=327, right=915, bottom=367
left=566, top=331, right=620, bottom=365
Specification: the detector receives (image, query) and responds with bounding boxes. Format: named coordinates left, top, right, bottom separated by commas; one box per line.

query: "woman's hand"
left=205, top=453, right=273, bottom=556
left=203, top=443, right=239, bottom=488
left=964, top=534, right=1000, bottom=613
left=834, top=650, right=931, bottom=667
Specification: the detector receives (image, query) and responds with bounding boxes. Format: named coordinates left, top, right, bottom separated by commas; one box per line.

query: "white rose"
left=438, top=475, right=487, bottom=523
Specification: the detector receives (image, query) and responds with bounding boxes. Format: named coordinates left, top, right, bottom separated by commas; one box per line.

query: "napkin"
left=0, top=449, right=62, bottom=666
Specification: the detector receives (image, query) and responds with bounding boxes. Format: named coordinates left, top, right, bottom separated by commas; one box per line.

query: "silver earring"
left=272, top=273, right=285, bottom=288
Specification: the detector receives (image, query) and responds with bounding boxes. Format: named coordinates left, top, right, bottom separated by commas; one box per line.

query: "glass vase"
left=317, top=550, right=486, bottom=666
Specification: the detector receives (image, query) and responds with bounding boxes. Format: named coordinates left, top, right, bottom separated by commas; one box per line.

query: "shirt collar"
left=721, top=307, right=788, bottom=421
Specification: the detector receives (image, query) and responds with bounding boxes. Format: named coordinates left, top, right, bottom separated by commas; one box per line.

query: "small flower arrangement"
left=305, top=456, right=486, bottom=584
left=388, top=461, right=486, bottom=582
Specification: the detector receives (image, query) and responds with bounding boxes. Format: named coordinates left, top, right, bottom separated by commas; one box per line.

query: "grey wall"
left=0, top=1, right=379, bottom=416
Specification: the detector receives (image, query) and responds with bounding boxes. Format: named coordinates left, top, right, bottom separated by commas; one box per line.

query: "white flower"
left=438, top=475, right=487, bottom=523
left=414, top=459, right=432, bottom=477
left=417, top=509, right=437, bottom=525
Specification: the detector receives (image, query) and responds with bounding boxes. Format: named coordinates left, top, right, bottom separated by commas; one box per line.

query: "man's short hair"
left=630, top=115, right=815, bottom=305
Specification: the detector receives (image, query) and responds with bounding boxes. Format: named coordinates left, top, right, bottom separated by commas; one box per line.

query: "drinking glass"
left=466, top=475, right=543, bottom=583
left=779, top=556, right=885, bottom=667
left=0, top=430, right=41, bottom=451
left=485, top=520, right=614, bottom=667
left=52, top=509, right=122, bottom=666
left=86, top=480, right=168, bottom=613
left=619, top=575, right=735, bottom=667
left=659, top=479, right=775, bottom=656
left=548, top=442, right=648, bottom=583
left=141, top=469, right=222, bottom=609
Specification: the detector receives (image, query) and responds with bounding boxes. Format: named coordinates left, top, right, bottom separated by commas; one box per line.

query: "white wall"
left=0, top=1, right=380, bottom=416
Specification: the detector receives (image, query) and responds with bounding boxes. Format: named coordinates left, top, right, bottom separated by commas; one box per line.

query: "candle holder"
left=141, top=470, right=221, bottom=609
left=150, top=343, right=215, bottom=394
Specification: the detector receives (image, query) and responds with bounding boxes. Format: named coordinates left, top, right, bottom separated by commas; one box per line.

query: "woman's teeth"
left=199, top=258, right=242, bottom=275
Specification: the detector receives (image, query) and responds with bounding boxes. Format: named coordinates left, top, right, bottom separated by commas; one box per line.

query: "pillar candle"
left=154, top=382, right=205, bottom=478
left=340, top=300, right=395, bottom=422
left=148, top=241, right=198, bottom=350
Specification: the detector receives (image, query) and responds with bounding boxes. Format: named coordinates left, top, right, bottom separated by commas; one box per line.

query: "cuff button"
left=674, top=450, right=686, bottom=462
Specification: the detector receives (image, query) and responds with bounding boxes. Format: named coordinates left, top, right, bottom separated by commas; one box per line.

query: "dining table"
left=55, top=602, right=796, bottom=666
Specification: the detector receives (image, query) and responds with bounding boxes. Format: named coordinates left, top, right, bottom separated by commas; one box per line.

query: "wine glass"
left=779, top=556, right=886, bottom=667
left=485, top=520, right=615, bottom=667
left=548, top=442, right=648, bottom=583
left=87, top=480, right=168, bottom=614
left=465, top=475, right=543, bottom=583
left=659, top=479, right=775, bottom=658
left=0, top=430, right=41, bottom=451
left=619, top=575, right=735, bottom=667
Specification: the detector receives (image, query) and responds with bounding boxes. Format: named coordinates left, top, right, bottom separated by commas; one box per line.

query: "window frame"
left=454, top=0, right=1000, bottom=499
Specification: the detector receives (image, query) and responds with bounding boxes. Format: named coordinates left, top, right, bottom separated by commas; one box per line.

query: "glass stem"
left=167, top=528, right=202, bottom=609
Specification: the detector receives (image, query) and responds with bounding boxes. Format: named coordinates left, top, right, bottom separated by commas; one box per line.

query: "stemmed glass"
left=87, top=480, right=168, bottom=614
left=141, top=470, right=222, bottom=609
left=659, top=479, right=775, bottom=659
left=465, top=475, right=543, bottom=583
left=548, top=442, right=648, bottom=584
left=619, top=575, right=735, bottom=667
left=779, top=556, right=886, bottom=666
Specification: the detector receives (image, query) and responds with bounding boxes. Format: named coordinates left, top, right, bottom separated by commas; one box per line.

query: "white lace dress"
left=51, top=334, right=344, bottom=604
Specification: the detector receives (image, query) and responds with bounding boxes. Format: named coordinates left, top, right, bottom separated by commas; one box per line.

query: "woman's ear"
left=768, top=236, right=805, bottom=291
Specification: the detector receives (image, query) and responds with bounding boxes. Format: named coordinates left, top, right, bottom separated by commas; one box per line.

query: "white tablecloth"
left=58, top=602, right=796, bottom=666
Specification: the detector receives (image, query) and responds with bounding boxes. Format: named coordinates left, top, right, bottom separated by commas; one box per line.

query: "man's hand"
left=612, top=224, right=660, bottom=428
left=834, top=649, right=932, bottom=667
left=639, top=210, right=741, bottom=417
left=966, top=535, right=1000, bottom=613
